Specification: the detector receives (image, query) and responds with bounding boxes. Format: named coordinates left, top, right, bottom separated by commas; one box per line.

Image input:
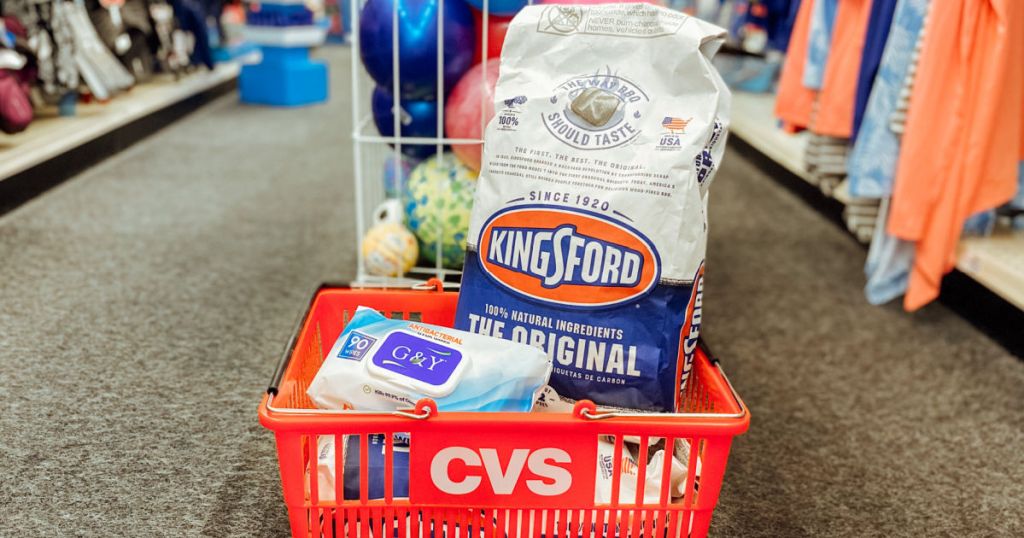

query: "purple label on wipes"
left=372, top=332, right=463, bottom=386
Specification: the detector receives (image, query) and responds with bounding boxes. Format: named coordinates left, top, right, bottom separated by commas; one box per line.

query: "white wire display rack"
left=348, top=0, right=700, bottom=288
left=349, top=0, right=511, bottom=289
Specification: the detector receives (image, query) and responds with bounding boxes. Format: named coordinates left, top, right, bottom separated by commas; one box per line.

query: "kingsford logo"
left=478, top=206, right=659, bottom=307
left=488, top=225, right=643, bottom=288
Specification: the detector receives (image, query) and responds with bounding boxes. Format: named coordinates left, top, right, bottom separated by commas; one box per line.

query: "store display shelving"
left=242, top=25, right=328, bottom=48
left=729, top=90, right=1024, bottom=311
left=0, top=62, right=242, bottom=182
left=957, top=232, right=1024, bottom=311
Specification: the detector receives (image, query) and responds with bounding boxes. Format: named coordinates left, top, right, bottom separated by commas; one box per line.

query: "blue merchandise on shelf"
left=852, top=0, right=898, bottom=139
left=171, top=0, right=214, bottom=69
left=342, top=0, right=352, bottom=37
left=729, top=0, right=796, bottom=53
left=57, top=92, right=77, bottom=117
left=962, top=210, right=996, bottom=237
left=847, top=0, right=929, bottom=199
left=240, top=47, right=328, bottom=106
left=1012, top=162, right=1024, bottom=210
left=211, top=41, right=259, bottom=63
left=714, top=52, right=782, bottom=93
left=854, top=0, right=929, bottom=305
left=239, top=0, right=329, bottom=107
left=246, top=4, right=315, bottom=26
left=863, top=200, right=914, bottom=305
left=770, top=0, right=801, bottom=53
left=865, top=201, right=998, bottom=306
left=803, top=0, right=836, bottom=90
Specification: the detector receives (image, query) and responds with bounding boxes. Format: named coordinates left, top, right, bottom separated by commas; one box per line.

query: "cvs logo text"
left=410, top=431, right=597, bottom=507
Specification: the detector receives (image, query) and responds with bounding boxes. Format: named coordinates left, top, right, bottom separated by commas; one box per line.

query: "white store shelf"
left=730, top=91, right=858, bottom=204
left=728, top=89, right=1024, bottom=310
left=729, top=90, right=811, bottom=181
left=243, top=25, right=327, bottom=48
left=0, top=62, right=241, bottom=182
left=957, top=231, right=1024, bottom=311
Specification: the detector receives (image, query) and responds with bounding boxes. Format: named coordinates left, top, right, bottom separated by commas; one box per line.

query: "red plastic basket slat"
left=259, top=286, right=748, bottom=538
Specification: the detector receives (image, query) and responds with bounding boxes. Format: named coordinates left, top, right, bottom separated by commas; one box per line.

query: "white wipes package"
left=307, top=307, right=552, bottom=412
left=454, top=3, right=730, bottom=412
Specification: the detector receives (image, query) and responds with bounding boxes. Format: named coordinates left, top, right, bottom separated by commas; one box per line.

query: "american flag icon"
left=662, top=117, right=690, bottom=132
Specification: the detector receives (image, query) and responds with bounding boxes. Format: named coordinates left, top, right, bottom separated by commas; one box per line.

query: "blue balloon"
left=372, top=86, right=442, bottom=160
left=462, top=0, right=527, bottom=17
left=360, top=0, right=475, bottom=100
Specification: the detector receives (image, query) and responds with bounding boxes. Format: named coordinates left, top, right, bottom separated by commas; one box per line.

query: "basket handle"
left=266, top=280, right=448, bottom=395
left=267, top=285, right=324, bottom=395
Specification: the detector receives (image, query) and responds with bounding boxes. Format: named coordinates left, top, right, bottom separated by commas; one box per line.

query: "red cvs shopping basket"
left=259, top=284, right=749, bottom=538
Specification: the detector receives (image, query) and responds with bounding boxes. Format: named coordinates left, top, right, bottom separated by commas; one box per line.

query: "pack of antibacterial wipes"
left=454, top=4, right=729, bottom=412
left=308, top=308, right=551, bottom=412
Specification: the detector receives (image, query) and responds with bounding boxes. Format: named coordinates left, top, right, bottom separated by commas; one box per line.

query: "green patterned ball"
left=404, top=153, right=478, bottom=269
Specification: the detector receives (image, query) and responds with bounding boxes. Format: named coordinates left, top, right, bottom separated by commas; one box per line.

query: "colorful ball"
left=362, top=221, right=419, bottom=277
left=360, top=0, right=475, bottom=100
left=372, top=86, right=439, bottom=160
left=462, top=0, right=527, bottom=17
left=404, top=153, right=478, bottom=268
left=445, top=61, right=500, bottom=172
left=471, top=10, right=513, bottom=63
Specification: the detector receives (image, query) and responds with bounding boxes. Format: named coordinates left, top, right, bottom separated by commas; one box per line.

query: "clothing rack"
left=729, top=90, right=1024, bottom=312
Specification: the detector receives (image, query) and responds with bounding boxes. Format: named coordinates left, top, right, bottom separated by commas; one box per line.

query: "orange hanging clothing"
left=775, top=0, right=817, bottom=130
left=1016, top=0, right=1024, bottom=163
left=812, top=0, right=874, bottom=137
left=888, top=0, right=1024, bottom=311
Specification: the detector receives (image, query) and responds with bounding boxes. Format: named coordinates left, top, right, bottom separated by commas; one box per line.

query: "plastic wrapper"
left=308, top=307, right=552, bottom=412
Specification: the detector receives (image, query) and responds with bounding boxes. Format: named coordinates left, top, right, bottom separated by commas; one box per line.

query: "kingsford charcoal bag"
left=454, top=4, right=730, bottom=412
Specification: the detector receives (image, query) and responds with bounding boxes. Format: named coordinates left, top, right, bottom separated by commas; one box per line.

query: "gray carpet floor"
left=1, top=47, right=1021, bottom=537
